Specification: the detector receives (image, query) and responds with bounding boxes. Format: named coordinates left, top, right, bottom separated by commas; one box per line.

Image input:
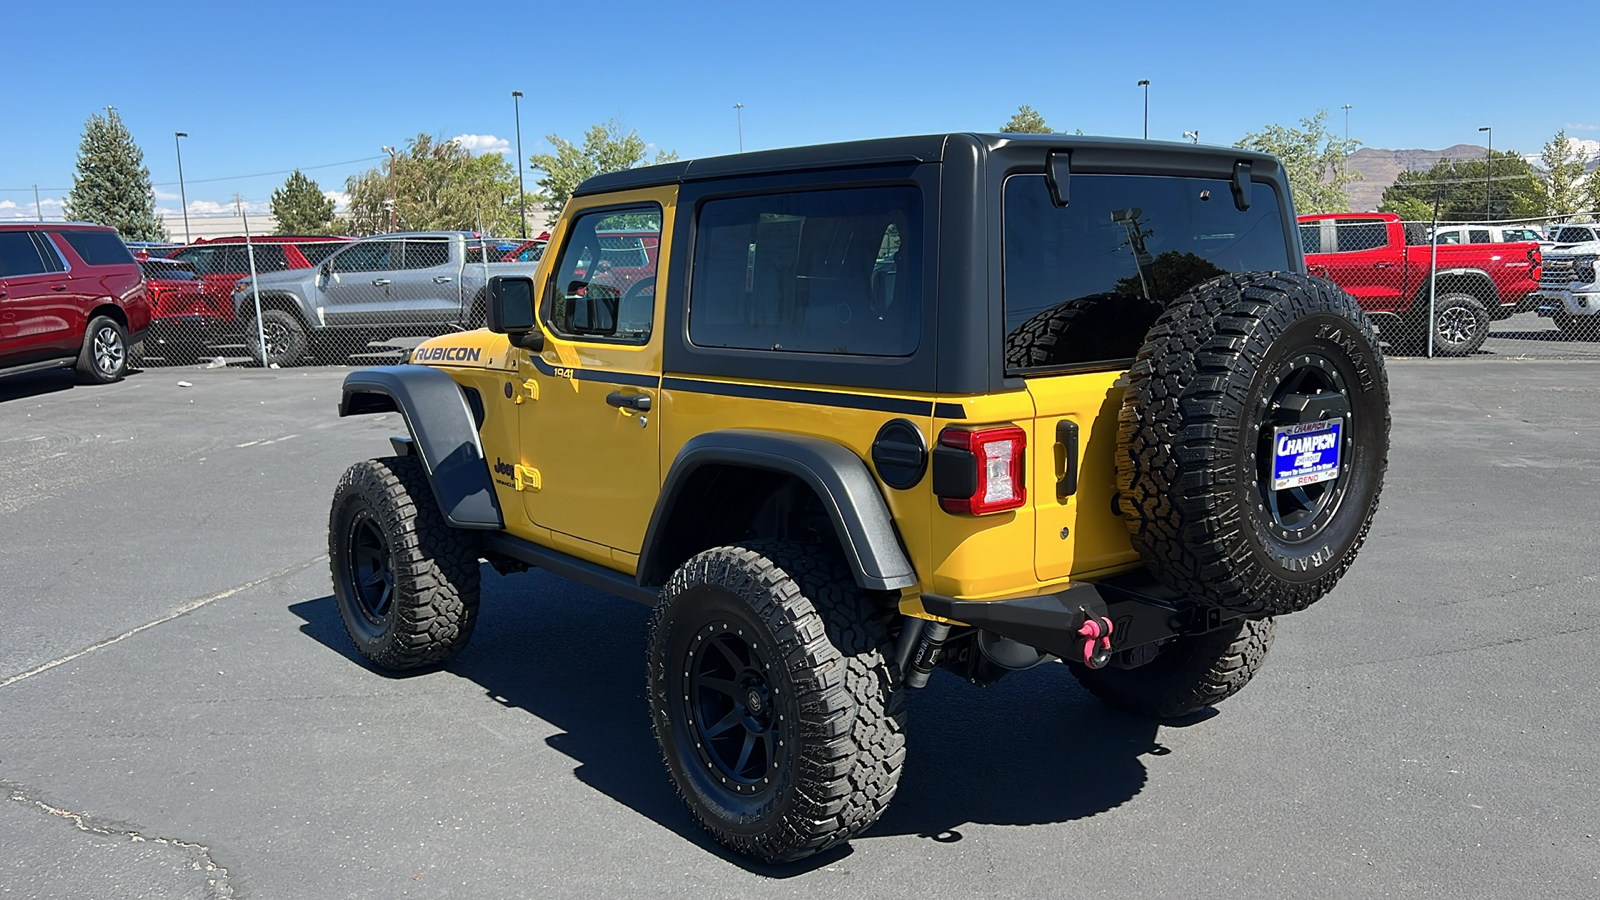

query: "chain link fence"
left=134, top=230, right=549, bottom=368
left=1301, top=215, right=1600, bottom=361
left=130, top=208, right=1600, bottom=369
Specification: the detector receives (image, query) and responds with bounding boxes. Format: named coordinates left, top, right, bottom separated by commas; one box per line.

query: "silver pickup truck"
left=232, top=231, right=542, bottom=366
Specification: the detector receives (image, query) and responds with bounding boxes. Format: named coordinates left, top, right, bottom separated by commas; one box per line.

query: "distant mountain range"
left=1344, top=142, right=1600, bottom=212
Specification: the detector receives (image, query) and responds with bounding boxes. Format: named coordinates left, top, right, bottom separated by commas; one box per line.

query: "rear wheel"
left=1428, top=293, right=1490, bottom=356
left=647, top=541, right=905, bottom=863
left=328, top=456, right=481, bottom=672
left=1071, top=618, right=1275, bottom=718
left=75, top=316, right=128, bottom=384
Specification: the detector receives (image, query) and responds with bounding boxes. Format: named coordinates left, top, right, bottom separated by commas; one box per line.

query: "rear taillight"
left=932, top=425, right=1027, bottom=515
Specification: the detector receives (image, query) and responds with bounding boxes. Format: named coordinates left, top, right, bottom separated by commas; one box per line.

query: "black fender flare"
left=338, top=365, right=503, bottom=530
left=637, top=429, right=917, bottom=592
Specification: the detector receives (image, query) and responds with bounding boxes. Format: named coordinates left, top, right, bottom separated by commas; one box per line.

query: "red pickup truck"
left=1299, top=212, right=1540, bottom=356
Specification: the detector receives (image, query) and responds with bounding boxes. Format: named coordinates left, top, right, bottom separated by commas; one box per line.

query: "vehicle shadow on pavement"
left=290, top=566, right=1191, bottom=874
left=0, top=368, right=82, bottom=403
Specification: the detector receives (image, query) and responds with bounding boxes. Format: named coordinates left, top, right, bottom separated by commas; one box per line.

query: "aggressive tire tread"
left=1071, top=618, right=1275, bottom=718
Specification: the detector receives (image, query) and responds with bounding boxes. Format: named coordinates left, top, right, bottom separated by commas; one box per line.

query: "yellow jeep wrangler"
left=329, top=133, right=1389, bottom=862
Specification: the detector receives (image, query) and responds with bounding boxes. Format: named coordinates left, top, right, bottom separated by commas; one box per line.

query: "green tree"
left=1378, top=195, right=1436, bottom=223
left=345, top=134, right=528, bottom=235
left=1584, top=167, right=1600, bottom=218
left=1234, top=110, right=1360, bottom=215
left=1000, top=105, right=1051, bottom=134
left=1380, top=151, right=1543, bottom=222
left=64, top=108, right=166, bottom=241
left=528, top=119, right=678, bottom=215
left=1537, top=130, right=1591, bottom=219
left=271, top=169, right=339, bottom=235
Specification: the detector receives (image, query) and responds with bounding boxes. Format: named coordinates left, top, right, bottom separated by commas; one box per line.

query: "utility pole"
left=512, top=91, right=527, bottom=239
left=1478, top=126, right=1493, bottom=220
left=33, top=185, right=43, bottom=222
left=382, top=145, right=399, bottom=233
left=1137, top=80, right=1149, bottom=139
left=1340, top=105, right=1353, bottom=180
left=174, top=132, right=191, bottom=243
left=734, top=103, right=745, bottom=152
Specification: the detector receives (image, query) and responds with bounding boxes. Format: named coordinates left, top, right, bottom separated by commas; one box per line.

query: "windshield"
left=1003, top=173, right=1289, bottom=371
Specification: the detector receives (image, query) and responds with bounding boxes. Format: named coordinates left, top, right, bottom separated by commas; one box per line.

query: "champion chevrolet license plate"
left=1271, top=420, right=1342, bottom=490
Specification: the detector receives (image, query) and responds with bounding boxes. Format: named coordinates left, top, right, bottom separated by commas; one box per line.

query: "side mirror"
left=487, top=275, right=545, bottom=351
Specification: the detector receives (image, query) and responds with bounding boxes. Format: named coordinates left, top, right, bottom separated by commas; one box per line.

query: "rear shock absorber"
left=905, top=621, right=952, bottom=689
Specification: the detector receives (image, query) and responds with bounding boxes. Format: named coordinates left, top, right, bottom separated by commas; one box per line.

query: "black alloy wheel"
left=345, top=510, right=396, bottom=624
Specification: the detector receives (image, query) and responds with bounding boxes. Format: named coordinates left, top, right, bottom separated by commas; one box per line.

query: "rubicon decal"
left=413, top=346, right=483, bottom=363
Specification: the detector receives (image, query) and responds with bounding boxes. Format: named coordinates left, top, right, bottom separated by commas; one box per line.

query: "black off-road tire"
left=647, top=541, right=906, bottom=863
left=75, top=316, right=128, bottom=384
left=1004, top=291, right=1164, bottom=370
left=1071, top=618, right=1275, bottom=718
left=1117, top=272, right=1390, bottom=618
left=328, top=456, right=481, bottom=672
left=1427, top=292, right=1490, bottom=357
left=250, top=307, right=309, bottom=367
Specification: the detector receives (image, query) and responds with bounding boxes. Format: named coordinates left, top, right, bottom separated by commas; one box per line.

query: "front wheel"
left=75, top=316, right=128, bottom=384
left=647, top=541, right=906, bottom=863
left=328, top=456, right=481, bottom=672
left=249, top=308, right=309, bottom=367
left=1429, top=293, right=1490, bottom=357
left=1071, top=618, right=1275, bottom=718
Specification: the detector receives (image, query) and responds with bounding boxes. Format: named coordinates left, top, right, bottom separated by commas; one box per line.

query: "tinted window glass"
left=1299, top=224, right=1322, bottom=255
left=1502, top=229, right=1538, bottom=242
left=1556, top=227, right=1595, bottom=243
left=297, top=241, right=346, bottom=265
left=690, top=187, right=921, bottom=357
left=403, top=239, right=451, bottom=269
left=1435, top=231, right=1462, bottom=244
left=58, top=230, right=134, bottom=266
left=139, top=260, right=199, bottom=280
left=1334, top=220, right=1388, bottom=252
left=1468, top=230, right=1493, bottom=244
left=331, top=241, right=400, bottom=272
left=0, top=232, right=52, bottom=277
left=1003, top=174, right=1288, bottom=370
left=547, top=206, right=661, bottom=343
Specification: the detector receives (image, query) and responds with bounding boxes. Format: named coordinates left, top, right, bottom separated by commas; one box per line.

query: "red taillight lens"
left=934, top=425, right=1027, bottom=515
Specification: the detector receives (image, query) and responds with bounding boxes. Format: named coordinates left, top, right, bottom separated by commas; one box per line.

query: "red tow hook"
left=1078, top=616, right=1115, bottom=669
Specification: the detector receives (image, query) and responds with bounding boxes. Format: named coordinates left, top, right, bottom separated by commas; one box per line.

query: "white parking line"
left=0, top=554, right=327, bottom=690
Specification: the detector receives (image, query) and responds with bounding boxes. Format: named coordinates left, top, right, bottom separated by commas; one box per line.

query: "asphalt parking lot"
left=2, top=357, right=1597, bottom=899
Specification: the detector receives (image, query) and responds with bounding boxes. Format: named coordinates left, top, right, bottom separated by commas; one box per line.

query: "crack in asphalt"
left=0, top=553, right=328, bottom=690
left=3, top=779, right=237, bottom=899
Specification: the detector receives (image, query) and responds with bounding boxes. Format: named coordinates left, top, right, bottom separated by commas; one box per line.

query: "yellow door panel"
left=515, top=185, right=675, bottom=562
left=1023, top=372, right=1139, bottom=581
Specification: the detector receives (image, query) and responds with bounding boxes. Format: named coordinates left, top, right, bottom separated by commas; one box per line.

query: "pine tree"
left=1000, top=105, right=1052, bottom=134
left=64, top=108, right=167, bottom=241
left=271, top=169, right=339, bottom=235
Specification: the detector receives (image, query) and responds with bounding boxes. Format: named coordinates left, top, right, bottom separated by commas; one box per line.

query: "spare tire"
left=1116, top=272, right=1389, bottom=617
left=1005, top=292, right=1164, bottom=371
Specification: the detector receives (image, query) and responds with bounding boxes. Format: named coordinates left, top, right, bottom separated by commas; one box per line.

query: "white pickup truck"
left=232, top=231, right=541, bottom=366
left=1534, top=225, right=1600, bottom=339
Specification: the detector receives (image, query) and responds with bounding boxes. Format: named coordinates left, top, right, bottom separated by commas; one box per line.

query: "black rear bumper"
left=919, top=572, right=1242, bottom=666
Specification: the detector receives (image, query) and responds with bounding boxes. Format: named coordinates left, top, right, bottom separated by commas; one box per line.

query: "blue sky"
left=3, top=0, right=1595, bottom=223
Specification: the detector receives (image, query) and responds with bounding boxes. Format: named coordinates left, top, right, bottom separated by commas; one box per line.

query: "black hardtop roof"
left=573, top=133, right=1282, bottom=197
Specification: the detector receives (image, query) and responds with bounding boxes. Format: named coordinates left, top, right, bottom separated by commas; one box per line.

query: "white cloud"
left=1568, top=123, right=1599, bottom=131
left=0, top=200, right=16, bottom=210
left=0, top=196, right=66, bottom=220
left=451, top=133, right=512, bottom=156
left=155, top=198, right=271, bottom=218
left=1573, top=138, right=1600, bottom=155
left=154, top=189, right=184, bottom=202
left=323, top=189, right=351, bottom=212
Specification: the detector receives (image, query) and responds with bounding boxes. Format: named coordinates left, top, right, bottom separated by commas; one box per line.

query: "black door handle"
left=606, top=390, right=651, bottom=411
left=1055, top=419, right=1079, bottom=498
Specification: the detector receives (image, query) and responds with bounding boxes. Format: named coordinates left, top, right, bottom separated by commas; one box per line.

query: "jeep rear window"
left=1003, top=173, right=1289, bottom=371
left=690, top=186, right=922, bottom=357
left=57, top=231, right=135, bottom=267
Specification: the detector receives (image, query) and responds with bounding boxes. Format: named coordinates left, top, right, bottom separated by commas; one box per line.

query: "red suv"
left=158, top=235, right=350, bottom=347
left=0, top=223, right=149, bottom=384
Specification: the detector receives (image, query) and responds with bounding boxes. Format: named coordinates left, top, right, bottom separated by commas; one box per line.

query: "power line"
left=0, top=154, right=385, bottom=193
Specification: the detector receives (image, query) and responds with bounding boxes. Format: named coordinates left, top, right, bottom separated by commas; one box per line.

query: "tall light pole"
left=511, top=91, right=527, bottom=239
left=1183, top=130, right=1200, bottom=144
left=1137, top=80, right=1149, bottom=139
left=1340, top=105, right=1353, bottom=179
left=381, top=145, right=399, bottom=233
left=1478, top=126, right=1493, bottom=221
left=734, top=103, right=745, bottom=152
left=174, top=132, right=191, bottom=243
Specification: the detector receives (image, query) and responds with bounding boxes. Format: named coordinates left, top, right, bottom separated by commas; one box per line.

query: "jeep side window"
left=1003, top=172, right=1289, bottom=372
left=689, top=186, right=922, bottom=356
left=544, top=206, right=661, bottom=343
